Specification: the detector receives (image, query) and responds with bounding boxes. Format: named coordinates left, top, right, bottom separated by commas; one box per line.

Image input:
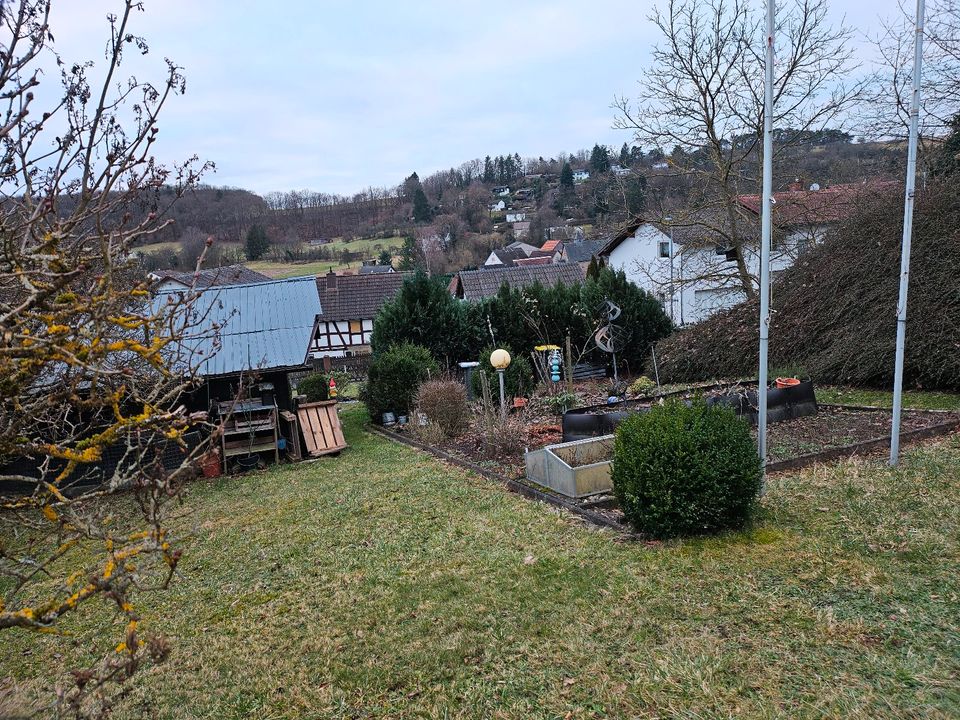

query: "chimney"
left=326, top=269, right=338, bottom=290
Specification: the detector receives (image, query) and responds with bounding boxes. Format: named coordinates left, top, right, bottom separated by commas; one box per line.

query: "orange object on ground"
left=200, top=449, right=222, bottom=478
left=775, top=377, right=801, bottom=389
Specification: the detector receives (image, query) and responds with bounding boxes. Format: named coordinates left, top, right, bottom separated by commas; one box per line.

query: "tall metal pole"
left=890, top=0, right=926, bottom=466
left=669, top=224, right=676, bottom=323
left=757, top=0, right=775, bottom=473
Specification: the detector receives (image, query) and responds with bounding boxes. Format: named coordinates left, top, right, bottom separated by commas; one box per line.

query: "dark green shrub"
left=364, top=343, right=438, bottom=422
left=415, top=379, right=470, bottom=436
left=472, top=346, right=535, bottom=399
left=612, top=399, right=762, bottom=539
left=370, top=271, right=481, bottom=366
left=296, top=371, right=351, bottom=402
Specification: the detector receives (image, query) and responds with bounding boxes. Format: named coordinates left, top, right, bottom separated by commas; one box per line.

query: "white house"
left=506, top=211, right=527, bottom=223
left=572, top=169, right=590, bottom=183
left=611, top=165, right=632, bottom=177
left=492, top=185, right=510, bottom=197
left=598, top=183, right=890, bottom=325
left=489, top=199, right=506, bottom=212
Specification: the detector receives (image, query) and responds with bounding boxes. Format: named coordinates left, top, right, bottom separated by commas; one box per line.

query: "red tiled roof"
left=738, top=181, right=899, bottom=226
left=540, top=239, right=561, bottom=252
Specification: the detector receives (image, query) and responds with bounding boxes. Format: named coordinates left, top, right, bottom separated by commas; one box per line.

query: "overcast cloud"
left=47, top=1, right=893, bottom=196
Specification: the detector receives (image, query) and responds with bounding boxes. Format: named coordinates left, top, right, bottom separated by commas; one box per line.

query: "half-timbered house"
left=310, top=270, right=410, bottom=358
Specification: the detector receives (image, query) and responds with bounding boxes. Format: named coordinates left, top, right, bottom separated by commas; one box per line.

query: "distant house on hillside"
left=149, top=264, right=271, bottom=294
left=490, top=199, right=506, bottom=212
left=513, top=221, right=532, bottom=238
left=448, top=263, right=585, bottom=302
left=598, top=181, right=895, bottom=325
left=311, top=271, right=410, bottom=358
left=611, top=165, right=632, bottom=177
left=552, top=238, right=603, bottom=268
left=573, top=169, right=590, bottom=183
left=492, top=185, right=510, bottom=196
left=506, top=212, right=527, bottom=223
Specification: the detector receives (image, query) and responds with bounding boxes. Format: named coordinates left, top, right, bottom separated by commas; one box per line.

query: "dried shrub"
left=652, top=182, right=960, bottom=390
left=415, top=379, right=470, bottom=437
left=410, top=419, right=447, bottom=447
left=473, top=370, right=526, bottom=458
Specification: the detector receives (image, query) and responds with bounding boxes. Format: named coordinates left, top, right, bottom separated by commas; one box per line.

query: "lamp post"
left=490, top=349, right=511, bottom=417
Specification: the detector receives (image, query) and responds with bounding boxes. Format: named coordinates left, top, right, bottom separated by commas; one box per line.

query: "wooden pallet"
left=296, top=400, right=347, bottom=457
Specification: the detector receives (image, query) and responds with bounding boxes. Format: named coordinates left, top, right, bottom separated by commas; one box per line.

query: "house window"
left=658, top=240, right=671, bottom=258
left=715, top=245, right=738, bottom=262
left=349, top=320, right=362, bottom=334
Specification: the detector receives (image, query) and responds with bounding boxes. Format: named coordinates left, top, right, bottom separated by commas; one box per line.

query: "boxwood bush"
left=612, top=399, right=762, bottom=539
left=363, top=343, right=438, bottom=423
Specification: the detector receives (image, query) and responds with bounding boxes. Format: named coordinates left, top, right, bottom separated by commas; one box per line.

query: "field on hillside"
left=137, top=235, right=405, bottom=277
left=3, top=407, right=960, bottom=719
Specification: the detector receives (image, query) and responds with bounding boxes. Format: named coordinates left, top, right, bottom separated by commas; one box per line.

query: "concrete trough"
left=525, top=434, right=615, bottom=498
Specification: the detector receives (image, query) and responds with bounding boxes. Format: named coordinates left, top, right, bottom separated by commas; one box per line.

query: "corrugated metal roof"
left=157, top=276, right=321, bottom=377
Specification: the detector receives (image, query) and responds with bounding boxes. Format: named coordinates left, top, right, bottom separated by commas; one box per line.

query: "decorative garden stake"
left=550, top=350, right=561, bottom=383
left=490, top=348, right=511, bottom=417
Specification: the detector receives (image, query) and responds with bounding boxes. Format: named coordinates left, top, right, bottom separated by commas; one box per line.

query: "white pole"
left=891, top=0, right=926, bottom=466
left=757, top=0, right=775, bottom=474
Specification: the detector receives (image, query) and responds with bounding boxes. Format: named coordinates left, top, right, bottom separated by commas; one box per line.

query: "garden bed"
left=379, top=397, right=960, bottom=536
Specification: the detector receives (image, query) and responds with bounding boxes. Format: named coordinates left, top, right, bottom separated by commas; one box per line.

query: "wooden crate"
left=296, top=401, right=347, bottom=457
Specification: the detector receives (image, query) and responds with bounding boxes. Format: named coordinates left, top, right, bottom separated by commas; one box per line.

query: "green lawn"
left=245, top=259, right=352, bottom=279
left=3, top=408, right=960, bottom=718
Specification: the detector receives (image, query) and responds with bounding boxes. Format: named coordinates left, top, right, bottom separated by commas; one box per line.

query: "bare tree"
left=614, top=0, right=866, bottom=298
left=0, top=1, right=212, bottom=716
left=868, top=0, right=960, bottom=162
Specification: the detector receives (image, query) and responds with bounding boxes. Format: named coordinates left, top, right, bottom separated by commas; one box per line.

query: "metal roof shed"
left=159, top=276, right=322, bottom=378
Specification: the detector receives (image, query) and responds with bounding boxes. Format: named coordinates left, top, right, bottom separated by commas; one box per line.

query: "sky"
left=45, top=0, right=895, bottom=197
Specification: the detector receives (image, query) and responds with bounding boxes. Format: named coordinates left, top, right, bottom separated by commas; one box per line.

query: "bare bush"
left=0, top=2, right=210, bottom=716
left=415, top=379, right=470, bottom=437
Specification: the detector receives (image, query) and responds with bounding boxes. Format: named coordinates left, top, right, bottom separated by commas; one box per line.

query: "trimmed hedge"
left=612, top=400, right=762, bottom=539
left=652, top=182, right=960, bottom=390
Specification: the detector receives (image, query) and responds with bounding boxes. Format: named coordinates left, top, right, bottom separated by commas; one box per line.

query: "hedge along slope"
left=653, top=182, right=960, bottom=390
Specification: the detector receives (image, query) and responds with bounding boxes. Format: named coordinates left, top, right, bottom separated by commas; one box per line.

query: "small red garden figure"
left=328, top=376, right=338, bottom=399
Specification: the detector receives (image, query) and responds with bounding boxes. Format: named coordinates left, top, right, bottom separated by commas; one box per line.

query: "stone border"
left=365, top=425, right=638, bottom=538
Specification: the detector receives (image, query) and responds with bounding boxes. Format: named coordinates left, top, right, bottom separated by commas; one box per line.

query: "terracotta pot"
left=200, top=450, right=221, bottom=478
left=775, top=377, right=801, bottom=389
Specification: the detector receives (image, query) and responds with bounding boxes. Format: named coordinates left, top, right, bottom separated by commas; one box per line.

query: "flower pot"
left=200, top=450, right=221, bottom=478
left=775, top=377, right=801, bottom=389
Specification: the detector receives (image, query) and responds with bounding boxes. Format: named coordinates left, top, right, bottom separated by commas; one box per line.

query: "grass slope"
left=3, top=408, right=960, bottom=718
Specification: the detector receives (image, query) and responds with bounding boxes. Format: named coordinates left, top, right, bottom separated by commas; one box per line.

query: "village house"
left=505, top=211, right=527, bottom=223
left=448, top=263, right=585, bottom=301
left=598, top=181, right=895, bottom=325
left=483, top=241, right=551, bottom=267
left=310, top=270, right=410, bottom=358
left=148, top=264, right=271, bottom=294
left=572, top=169, right=590, bottom=183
